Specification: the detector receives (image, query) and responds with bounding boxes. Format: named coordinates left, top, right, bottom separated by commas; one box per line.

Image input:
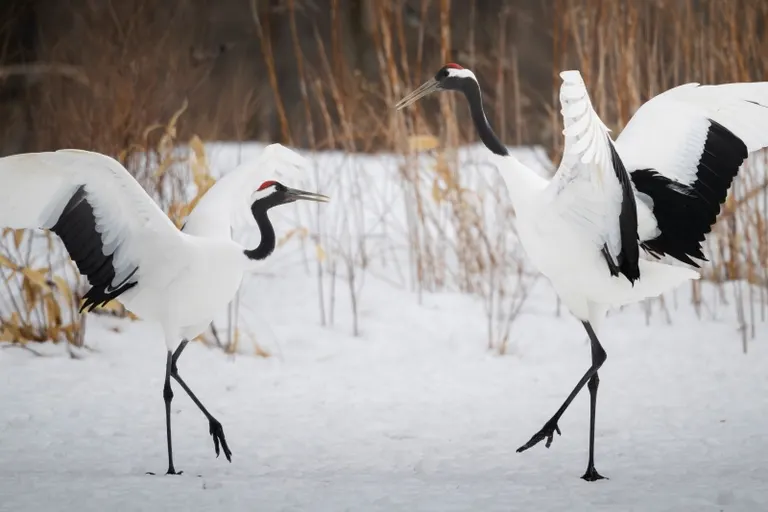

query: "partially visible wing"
left=617, top=81, right=768, bottom=266
left=183, top=143, right=310, bottom=239
left=0, top=149, right=185, bottom=310
left=545, top=70, right=639, bottom=283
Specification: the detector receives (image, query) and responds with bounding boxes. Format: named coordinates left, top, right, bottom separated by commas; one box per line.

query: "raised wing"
left=546, top=70, right=639, bottom=283
left=617, top=81, right=768, bottom=266
left=0, top=149, right=184, bottom=310
left=182, top=143, right=310, bottom=239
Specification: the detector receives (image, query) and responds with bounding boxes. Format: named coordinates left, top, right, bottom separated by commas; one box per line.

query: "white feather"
left=0, top=149, right=182, bottom=290
left=616, top=81, right=768, bottom=184
left=182, top=143, right=310, bottom=239
left=545, top=70, right=624, bottom=267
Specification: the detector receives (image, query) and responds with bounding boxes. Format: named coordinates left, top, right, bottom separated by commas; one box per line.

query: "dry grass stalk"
left=250, top=0, right=536, bottom=349
left=249, top=0, right=292, bottom=145
left=0, top=229, right=81, bottom=347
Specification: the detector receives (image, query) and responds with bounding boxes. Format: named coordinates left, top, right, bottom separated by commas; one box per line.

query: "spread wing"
left=0, top=149, right=185, bottom=310
left=544, top=70, right=639, bottom=283
left=616, top=81, right=768, bottom=266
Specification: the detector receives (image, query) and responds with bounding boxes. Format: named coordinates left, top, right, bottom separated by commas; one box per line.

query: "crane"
left=396, top=63, right=768, bottom=480
left=0, top=144, right=329, bottom=475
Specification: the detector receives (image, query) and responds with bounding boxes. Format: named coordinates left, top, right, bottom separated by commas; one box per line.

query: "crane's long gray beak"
left=395, top=78, right=440, bottom=110
left=285, top=187, right=330, bottom=203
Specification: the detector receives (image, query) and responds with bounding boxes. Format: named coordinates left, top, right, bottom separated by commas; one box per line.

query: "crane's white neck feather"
left=491, top=153, right=548, bottom=210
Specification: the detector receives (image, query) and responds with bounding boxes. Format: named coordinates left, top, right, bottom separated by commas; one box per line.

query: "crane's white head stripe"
left=446, top=67, right=478, bottom=82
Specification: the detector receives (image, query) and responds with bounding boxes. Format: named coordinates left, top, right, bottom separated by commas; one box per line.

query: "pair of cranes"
left=1, top=62, right=766, bottom=480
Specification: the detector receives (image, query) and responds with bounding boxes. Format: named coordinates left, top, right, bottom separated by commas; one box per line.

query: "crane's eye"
left=274, top=183, right=287, bottom=192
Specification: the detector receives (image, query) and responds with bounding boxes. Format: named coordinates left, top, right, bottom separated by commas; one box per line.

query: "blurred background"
left=3, top=0, right=765, bottom=155
left=1, top=0, right=767, bottom=354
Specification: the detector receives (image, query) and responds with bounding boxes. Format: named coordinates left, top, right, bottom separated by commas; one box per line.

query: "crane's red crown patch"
left=445, top=63, right=463, bottom=69
left=257, top=180, right=278, bottom=191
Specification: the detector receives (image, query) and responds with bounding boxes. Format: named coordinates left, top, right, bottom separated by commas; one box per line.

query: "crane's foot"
left=581, top=465, right=607, bottom=482
left=210, top=419, right=232, bottom=462
left=145, top=468, right=184, bottom=476
left=516, top=419, right=561, bottom=452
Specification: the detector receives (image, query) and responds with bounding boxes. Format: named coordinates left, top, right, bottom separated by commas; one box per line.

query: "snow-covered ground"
left=2, top=273, right=767, bottom=511
left=2, top=145, right=768, bottom=511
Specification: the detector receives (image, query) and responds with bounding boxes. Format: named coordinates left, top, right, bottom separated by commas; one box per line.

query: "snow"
left=3, top=275, right=768, bottom=511
left=2, top=144, right=768, bottom=511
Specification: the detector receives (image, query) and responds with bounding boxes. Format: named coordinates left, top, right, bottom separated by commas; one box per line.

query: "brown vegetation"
left=0, top=0, right=767, bottom=352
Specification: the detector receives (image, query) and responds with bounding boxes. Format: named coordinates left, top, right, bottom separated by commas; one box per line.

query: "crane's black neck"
left=457, top=80, right=509, bottom=157
left=243, top=201, right=276, bottom=261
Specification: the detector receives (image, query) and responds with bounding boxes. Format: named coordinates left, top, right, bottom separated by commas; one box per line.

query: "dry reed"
left=3, top=0, right=767, bottom=354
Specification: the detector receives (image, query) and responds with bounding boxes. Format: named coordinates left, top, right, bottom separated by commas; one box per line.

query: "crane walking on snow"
left=0, top=144, right=329, bottom=475
left=396, top=63, right=768, bottom=480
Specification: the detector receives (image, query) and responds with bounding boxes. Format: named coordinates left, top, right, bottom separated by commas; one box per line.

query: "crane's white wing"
left=544, top=70, right=639, bottom=283
left=616, top=81, right=768, bottom=265
left=182, top=143, right=310, bottom=239
left=0, top=149, right=185, bottom=310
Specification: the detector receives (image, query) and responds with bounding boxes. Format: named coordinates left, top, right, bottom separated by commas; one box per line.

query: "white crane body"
left=117, top=236, right=248, bottom=346
left=397, top=63, right=768, bottom=480
left=0, top=143, right=329, bottom=474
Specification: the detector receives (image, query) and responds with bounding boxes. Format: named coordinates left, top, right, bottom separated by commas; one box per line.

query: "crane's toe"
left=516, top=419, right=561, bottom=453
left=209, top=419, right=233, bottom=462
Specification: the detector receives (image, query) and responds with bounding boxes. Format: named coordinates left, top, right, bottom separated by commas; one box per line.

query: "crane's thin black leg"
left=516, top=321, right=607, bottom=480
left=582, top=371, right=606, bottom=481
left=170, top=340, right=232, bottom=462
left=171, top=339, right=188, bottom=367
left=163, top=351, right=181, bottom=475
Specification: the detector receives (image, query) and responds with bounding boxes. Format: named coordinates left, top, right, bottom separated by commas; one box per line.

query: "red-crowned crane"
left=0, top=144, right=329, bottom=475
left=396, top=64, right=768, bottom=480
